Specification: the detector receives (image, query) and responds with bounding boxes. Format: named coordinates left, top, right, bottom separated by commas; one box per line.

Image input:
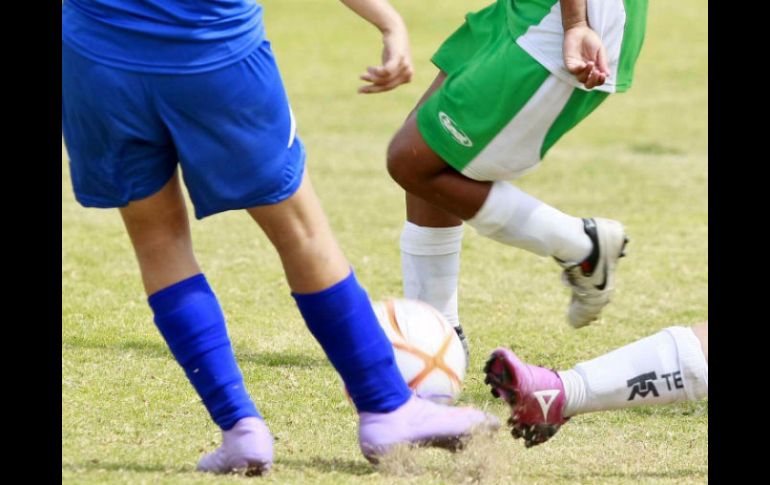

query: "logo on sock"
left=533, top=389, right=560, bottom=419
left=660, top=370, right=684, bottom=391
left=438, top=112, right=473, bottom=147
left=626, top=371, right=660, bottom=400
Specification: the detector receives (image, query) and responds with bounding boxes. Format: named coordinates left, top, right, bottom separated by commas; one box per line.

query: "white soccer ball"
left=371, top=298, right=466, bottom=404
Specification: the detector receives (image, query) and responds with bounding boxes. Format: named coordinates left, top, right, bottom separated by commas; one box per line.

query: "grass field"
left=62, top=1, right=708, bottom=483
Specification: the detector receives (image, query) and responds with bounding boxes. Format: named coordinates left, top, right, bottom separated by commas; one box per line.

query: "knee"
left=386, top=134, right=419, bottom=190
left=127, top=206, right=191, bottom=254
left=134, top=229, right=193, bottom=262
left=269, top=225, right=317, bottom=255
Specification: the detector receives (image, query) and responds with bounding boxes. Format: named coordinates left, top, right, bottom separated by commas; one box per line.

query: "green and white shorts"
left=417, top=0, right=610, bottom=181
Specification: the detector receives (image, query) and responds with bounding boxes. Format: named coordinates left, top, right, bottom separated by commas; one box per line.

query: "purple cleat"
left=358, top=394, right=500, bottom=463
left=196, top=417, right=274, bottom=476
left=484, top=348, right=569, bottom=448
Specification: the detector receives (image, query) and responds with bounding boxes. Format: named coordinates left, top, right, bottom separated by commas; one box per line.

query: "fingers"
left=358, top=74, right=410, bottom=94
left=574, top=61, right=594, bottom=84
left=361, top=59, right=412, bottom=84
left=584, top=67, right=606, bottom=89
left=583, top=59, right=607, bottom=89
left=358, top=57, right=413, bottom=94
left=381, top=55, right=405, bottom=78
left=571, top=60, right=607, bottom=89
left=595, top=45, right=610, bottom=76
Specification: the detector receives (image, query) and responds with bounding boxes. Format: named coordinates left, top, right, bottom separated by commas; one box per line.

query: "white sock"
left=466, top=181, right=591, bottom=262
left=559, top=326, right=708, bottom=416
left=400, top=221, right=463, bottom=329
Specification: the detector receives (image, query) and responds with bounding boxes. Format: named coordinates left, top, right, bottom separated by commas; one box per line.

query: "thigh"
left=154, top=40, right=306, bottom=220
left=62, top=44, right=177, bottom=208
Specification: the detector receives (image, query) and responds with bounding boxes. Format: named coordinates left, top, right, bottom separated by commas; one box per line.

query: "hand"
left=358, top=27, right=413, bottom=94
left=563, top=25, right=609, bottom=89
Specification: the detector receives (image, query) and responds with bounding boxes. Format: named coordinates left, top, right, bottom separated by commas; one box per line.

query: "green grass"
left=62, top=1, right=707, bottom=483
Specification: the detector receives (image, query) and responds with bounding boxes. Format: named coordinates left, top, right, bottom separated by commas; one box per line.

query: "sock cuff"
left=148, top=273, right=210, bottom=314
left=400, top=221, right=464, bottom=255
left=291, top=270, right=365, bottom=324
left=665, top=326, right=708, bottom=401
left=291, top=269, right=357, bottom=300
left=557, top=369, right=586, bottom=417
left=466, top=181, right=517, bottom=235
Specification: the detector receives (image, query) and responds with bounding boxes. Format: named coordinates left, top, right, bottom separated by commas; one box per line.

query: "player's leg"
left=388, top=112, right=600, bottom=265
left=395, top=72, right=470, bottom=363
left=120, top=174, right=272, bottom=475
left=246, top=171, right=499, bottom=462
left=485, top=323, right=708, bottom=447
left=158, top=40, right=498, bottom=463
left=403, top=192, right=468, bottom=364
left=561, top=322, right=708, bottom=415
left=62, top=43, right=271, bottom=475
left=387, top=1, right=622, bottom=328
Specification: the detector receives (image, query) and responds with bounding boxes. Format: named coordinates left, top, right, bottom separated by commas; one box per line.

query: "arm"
left=338, top=0, right=413, bottom=93
left=560, top=0, right=609, bottom=89
left=560, top=0, right=589, bottom=30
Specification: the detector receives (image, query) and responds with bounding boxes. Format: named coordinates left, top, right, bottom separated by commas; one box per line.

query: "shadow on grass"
left=62, top=459, right=705, bottom=481
left=629, top=142, right=684, bottom=155
left=276, top=456, right=704, bottom=482
left=62, top=337, right=327, bottom=368
left=63, top=461, right=189, bottom=474
left=536, top=469, right=707, bottom=481
left=277, top=457, right=373, bottom=476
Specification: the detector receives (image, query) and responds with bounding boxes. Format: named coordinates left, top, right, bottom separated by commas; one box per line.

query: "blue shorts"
left=62, top=40, right=305, bottom=219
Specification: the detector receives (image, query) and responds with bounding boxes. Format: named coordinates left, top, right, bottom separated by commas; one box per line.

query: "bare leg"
left=246, top=170, right=349, bottom=293
left=396, top=72, right=476, bottom=364
left=119, top=172, right=200, bottom=295
left=388, top=116, right=491, bottom=221
left=402, top=73, right=463, bottom=228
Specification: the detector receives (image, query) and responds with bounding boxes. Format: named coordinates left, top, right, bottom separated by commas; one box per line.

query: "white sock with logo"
left=400, top=221, right=463, bottom=330
left=466, top=181, right=591, bottom=262
left=558, top=326, right=708, bottom=416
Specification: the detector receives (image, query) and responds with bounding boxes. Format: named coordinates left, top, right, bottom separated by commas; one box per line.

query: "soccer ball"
left=371, top=298, right=466, bottom=404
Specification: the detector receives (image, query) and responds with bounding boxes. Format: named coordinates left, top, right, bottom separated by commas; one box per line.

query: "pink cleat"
left=196, top=417, right=274, bottom=476
left=484, top=348, right=569, bottom=448
left=358, top=394, right=500, bottom=463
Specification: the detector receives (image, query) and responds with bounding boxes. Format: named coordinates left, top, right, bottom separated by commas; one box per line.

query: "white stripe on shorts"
left=288, top=105, right=297, bottom=148
left=461, top=75, right=573, bottom=181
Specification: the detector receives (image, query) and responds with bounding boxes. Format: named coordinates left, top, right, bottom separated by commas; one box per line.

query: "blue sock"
left=148, top=274, right=260, bottom=430
left=292, top=271, right=412, bottom=413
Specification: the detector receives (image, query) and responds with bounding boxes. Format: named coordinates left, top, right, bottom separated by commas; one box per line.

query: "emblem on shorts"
left=438, top=112, right=473, bottom=147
